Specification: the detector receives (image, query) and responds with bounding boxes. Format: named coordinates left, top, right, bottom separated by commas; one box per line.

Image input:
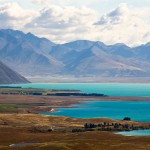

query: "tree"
left=123, top=117, right=131, bottom=121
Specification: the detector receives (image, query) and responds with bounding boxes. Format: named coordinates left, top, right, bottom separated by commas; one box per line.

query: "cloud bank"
left=0, top=2, right=150, bottom=46
left=94, top=3, right=150, bottom=46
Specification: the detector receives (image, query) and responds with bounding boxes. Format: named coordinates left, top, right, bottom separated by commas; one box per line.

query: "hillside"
left=0, top=61, right=30, bottom=84
left=0, top=29, right=63, bottom=75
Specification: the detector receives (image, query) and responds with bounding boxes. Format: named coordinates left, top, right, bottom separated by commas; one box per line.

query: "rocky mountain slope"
left=0, top=29, right=63, bottom=75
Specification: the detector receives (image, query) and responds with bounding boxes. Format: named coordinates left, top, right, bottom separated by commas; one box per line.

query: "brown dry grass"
left=0, top=114, right=148, bottom=128
left=0, top=114, right=149, bottom=150
left=0, top=126, right=150, bottom=150
left=0, top=94, right=150, bottom=150
left=1, top=95, right=150, bottom=105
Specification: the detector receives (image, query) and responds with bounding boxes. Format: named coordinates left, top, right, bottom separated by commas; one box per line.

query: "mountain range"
left=0, top=29, right=150, bottom=77
left=0, top=60, right=29, bottom=84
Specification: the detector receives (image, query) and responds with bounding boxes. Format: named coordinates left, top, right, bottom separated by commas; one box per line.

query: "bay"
left=41, top=101, right=150, bottom=122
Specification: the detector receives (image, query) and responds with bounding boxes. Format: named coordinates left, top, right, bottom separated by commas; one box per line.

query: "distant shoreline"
left=26, top=76, right=150, bottom=83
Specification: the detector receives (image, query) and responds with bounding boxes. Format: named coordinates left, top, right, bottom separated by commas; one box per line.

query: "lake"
left=40, top=101, right=150, bottom=122
left=1, top=83, right=150, bottom=136
left=116, top=129, right=150, bottom=136
left=5, top=83, right=150, bottom=96
left=2, top=83, right=150, bottom=121
left=40, top=100, right=150, bottom=136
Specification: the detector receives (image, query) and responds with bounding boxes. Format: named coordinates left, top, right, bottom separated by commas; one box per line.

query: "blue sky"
left=1, top=0, right=150, bottom=14
left=0, top=0, right=150, bottom=46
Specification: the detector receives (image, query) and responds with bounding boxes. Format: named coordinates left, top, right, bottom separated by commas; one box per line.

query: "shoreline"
left=0, top=94, right=150, bottom=114
left=0, top=94, right=150, bottom=123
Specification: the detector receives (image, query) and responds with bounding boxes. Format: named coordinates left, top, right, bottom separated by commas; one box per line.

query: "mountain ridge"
left=0, top=29, right=150, bottom=77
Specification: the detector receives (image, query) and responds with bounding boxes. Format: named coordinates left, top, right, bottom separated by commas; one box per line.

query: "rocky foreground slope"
left=0, top=61, right=30, bottom=84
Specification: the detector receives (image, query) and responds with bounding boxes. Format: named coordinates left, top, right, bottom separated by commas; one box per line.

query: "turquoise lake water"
left=116, top=129, right=150, bottom=136
left=1, top=83, right=150, bottom=136
left=41, top=101, right=150, bottom=122
left=5, top=83, right=150, bottom=96
left=2, top=83, right=150, bottom=121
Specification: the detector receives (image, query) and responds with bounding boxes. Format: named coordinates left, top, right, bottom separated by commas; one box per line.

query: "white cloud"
left=30, top=0, right=100, bottom=6
left=0, top=2, right=39, bottom=29
left=0, top=2, right=150, bottom=46
left=31, top=0, right=48, bottom=4
left=25, top=5, right=99, bottom=43
left=94, top=3, right=150, bottom=46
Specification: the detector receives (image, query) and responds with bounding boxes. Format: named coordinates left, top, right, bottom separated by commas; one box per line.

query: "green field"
left=0, top=104, right=29, bottom=113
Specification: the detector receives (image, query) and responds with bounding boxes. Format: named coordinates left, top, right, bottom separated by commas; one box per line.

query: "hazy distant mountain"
left=63, top=40, right=95, bottom=51
left=50, top=40, right=149, bottom=77
left=0, top=29, right=150, bottom=77
left=133, top=42, right=150, bottom=61
left=0, top=61, right=29, bottom=84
